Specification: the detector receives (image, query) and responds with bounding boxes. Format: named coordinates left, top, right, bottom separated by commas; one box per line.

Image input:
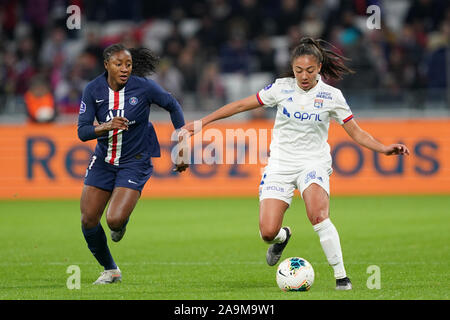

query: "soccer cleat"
left=266, top=227, right=292, bottom=266
left=93, top=268, right=122, bottom=284
left=111, top=224, right=127, bottom=242
left=335, top=277, right=352, bottom=290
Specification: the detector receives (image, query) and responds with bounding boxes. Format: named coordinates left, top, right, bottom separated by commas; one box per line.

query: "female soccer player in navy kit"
left=78, top=44, right=188, bottom=284
left=182, top=38, right=410, bottom=290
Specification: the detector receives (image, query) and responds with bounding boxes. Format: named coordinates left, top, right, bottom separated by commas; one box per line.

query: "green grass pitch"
left=0, top=195, right=448, bottom=300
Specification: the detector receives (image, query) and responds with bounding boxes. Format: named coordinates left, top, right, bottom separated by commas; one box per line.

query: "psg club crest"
left=313, top=98, right=323, bottom=109
left=129, top=97, right=139, bottom=105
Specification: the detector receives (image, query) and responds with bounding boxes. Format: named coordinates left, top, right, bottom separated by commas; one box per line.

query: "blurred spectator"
left=39, top=27, right=69, bottom=70
left=423, top=17, right=450, bottom=106
left=405, top=0, right=449, bottom=32
left=299, top=6, right=325, bottom=39
left=54, top=52, right=94, bottom=115
left=304, top=0, right=336, bottom=22
left=0, top=0, right=19, bottom=40
left=197, top=61, right=226, bottom=110
left=163, top=23, right=185, bottom=62
left=219, top=33, right=251, bottom=74
left=287, top=25, right=303, bottom=52
left=253, top=35, right=277, bottom=73
left=385, top=46, right=410, bottom=95
left=0, top=49, right=19, bottom=95
left=24, top=75, right=56, bottom=123
left=0, top=0, right=448, bottom=120
left=120, top=28, right=140, bottom=51
left=177, top=49, right=198, bottom=94
left=177, top=38, right=203, bottom=94
left=195, top=15, right=223, bottom=56
left=14, top=36, right=37, bottom=95
left=83, top=31, right=104, bottom=75
left=85, top=0, right=143, bottom=22
left=338, top=10, right=363, bottom=48
left=207, top=0, right=232, bottom=49
left=332, top=11, right=379, bottom=89
left=230, top=0, right=265, bottom=39
left=397, top=23, right=428, bottom=92
left=276, top=0, right=304, bottom=35
left=209, top=0, right=232, bottom=23
left=24, top=0, right=50, bottom=49
left=58, top=86, right=83, bottom=115
left=152, top=58, right=184, bottom=103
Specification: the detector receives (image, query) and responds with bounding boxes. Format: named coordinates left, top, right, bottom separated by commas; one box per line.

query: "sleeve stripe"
left=343, top=114, right=354, bottom=123
left=256, top=92, right=264, bottom=105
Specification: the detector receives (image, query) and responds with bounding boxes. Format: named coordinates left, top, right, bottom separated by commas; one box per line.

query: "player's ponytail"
left=128, top=47, right=159, bottom=77
left=288, top=37, right=354, bottom=80
left=103, top=44, right=159, bottom=77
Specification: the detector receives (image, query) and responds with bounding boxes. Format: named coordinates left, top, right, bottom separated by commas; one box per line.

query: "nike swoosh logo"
left=278, top=270, right=287, bottom=277
left=128, top=179, right=138, bottom=184
left=96, top=99, right=104, bottom=103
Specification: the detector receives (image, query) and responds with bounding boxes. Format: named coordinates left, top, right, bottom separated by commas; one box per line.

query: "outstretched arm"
left=183, top=94, right=262, bottom=134
left=342, top=119, right=410, bottom=155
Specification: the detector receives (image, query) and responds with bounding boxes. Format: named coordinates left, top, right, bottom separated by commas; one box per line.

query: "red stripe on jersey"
left=109, top=91, right=120, bottom=165
left=256, top=92, right=264, bottom=105
left=343, top=114, right=354, bottom=123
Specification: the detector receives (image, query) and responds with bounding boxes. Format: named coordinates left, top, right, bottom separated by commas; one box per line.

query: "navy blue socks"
left=82, top=223, right=117, bottom=270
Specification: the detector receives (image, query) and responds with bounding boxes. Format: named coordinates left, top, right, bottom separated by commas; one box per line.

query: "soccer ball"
left=276, top=257, right=314, bottom=291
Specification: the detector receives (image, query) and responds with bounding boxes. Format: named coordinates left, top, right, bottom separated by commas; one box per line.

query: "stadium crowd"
left=0, top=0, right=448, bottom=121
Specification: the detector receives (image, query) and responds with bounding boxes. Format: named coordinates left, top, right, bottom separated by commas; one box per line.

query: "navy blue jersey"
left=78, top=72, right=184, bottom=166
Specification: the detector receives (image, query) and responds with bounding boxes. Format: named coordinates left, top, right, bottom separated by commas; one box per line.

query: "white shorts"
left=259, top=165, right=331, bottom=206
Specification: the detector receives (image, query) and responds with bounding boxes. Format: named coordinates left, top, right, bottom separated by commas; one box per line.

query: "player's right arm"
left=77, top=85, right=128, bottom=142
left=182, top=79, right=282, bottom=136
left=183, top=94, right=261, bottom=135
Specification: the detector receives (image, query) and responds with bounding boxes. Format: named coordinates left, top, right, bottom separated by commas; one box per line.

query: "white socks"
left=261, top=228, right=287, bottom=244
left=313, top=218, right=347, bottom=279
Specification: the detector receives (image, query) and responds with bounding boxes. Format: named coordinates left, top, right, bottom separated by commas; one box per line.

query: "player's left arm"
left=146, top=79, right=187, bottom=172
left=342, top=118, right=410, bottom=156
left=147, top=80, right=185, bottom=130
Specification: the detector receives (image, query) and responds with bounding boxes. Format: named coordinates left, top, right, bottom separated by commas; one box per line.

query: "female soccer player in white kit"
left=182, top=37, right=410, bottom=290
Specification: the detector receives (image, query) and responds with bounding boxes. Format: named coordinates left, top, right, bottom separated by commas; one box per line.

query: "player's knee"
left=308, top=209, right=329, bottom=225
left=106, top=216, right=125, bottom=231
left=80, top=213, right=100, bottom=229
left=259, top=227, right=279, bottom=243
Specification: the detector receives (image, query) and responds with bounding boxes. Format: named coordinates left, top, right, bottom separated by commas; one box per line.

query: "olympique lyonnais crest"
left=313, top=99, right=323, bottom=109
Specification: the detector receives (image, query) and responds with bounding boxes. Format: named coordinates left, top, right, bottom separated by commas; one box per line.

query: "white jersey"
left=257, top=76, right=353, bottom=173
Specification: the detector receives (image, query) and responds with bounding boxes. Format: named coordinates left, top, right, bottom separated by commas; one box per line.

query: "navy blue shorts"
left=84, top=155, right=153, bottom=193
